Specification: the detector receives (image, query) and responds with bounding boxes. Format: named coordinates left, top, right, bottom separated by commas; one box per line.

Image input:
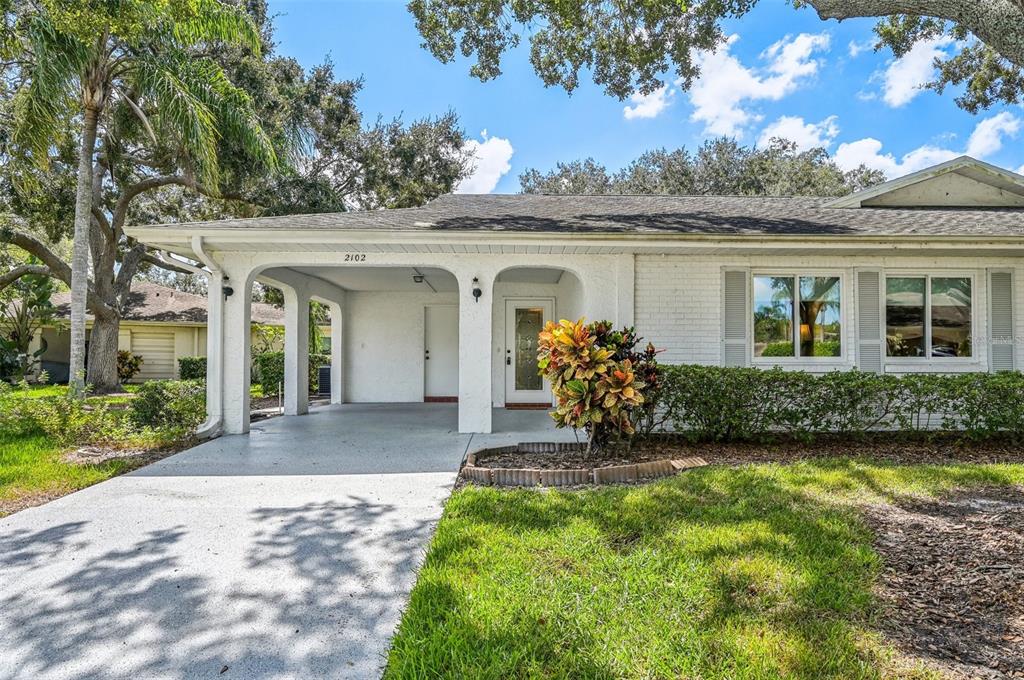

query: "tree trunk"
left=86, top=313, right=121, bottom=393
left=69, top=106, right=100, bottom=397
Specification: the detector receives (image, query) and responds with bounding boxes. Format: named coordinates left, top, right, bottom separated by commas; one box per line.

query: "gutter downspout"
left=172, top=238, right=225, bottom=439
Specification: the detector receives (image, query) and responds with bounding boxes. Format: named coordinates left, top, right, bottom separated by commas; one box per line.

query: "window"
left=886, top=276, right=972, bottom=358
left=753, top=275, right=842, bottom=358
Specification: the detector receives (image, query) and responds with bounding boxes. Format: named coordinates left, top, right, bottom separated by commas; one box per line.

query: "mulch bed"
left=62, top=445, right=189, bottom=467
left=865, top=486, right=1024, bottom=679
left=471, top=434, right=1024, bottom=471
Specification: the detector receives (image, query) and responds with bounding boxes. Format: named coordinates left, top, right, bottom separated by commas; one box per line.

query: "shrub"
left=0, top=391, right=133, bottom=447
left=537, top=318, right=661, bottom=453
left=660, top=365, right=1024, bottom=442
left=254, top=352, right=285, bottom=395
left=811, top=340, right=842, bottom=357
left=760, top=341, right=795, bottom=357
left=254, top=351, right=330, bottom=396
left=129, top=379, right=206, bottom=433
left=178, top=356, right=207, bottom=381
left=309, top=353, right=329, bottom=392
left=117, top=351, right=144, bottom=383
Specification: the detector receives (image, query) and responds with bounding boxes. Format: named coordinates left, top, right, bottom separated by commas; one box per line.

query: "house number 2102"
left=343, top=254, right=367, bottom=262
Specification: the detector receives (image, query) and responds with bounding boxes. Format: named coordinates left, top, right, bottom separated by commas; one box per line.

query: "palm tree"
left=5, top=0, right=275, bottom=396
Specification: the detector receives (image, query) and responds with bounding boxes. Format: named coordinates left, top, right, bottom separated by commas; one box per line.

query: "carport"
left=128, top=212, right=634, bottom=437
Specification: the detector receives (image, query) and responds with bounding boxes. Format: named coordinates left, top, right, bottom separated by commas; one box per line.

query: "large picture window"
left=886, top=276, right=972, bottom=358
left=753, top=275, right=842, bottom=358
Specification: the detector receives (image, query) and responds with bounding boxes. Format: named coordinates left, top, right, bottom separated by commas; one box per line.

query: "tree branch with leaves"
left=409, top=0, right=1024, bottom=112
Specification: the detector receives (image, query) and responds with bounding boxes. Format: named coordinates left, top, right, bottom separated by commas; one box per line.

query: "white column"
left=221, top=270, right=253, bottom=435
left=327, top=300, right=344, bottom=405
left=204, top=274, right=225, bottom=430
left=284, top=285, right=310, bottom=416
left=457, top=270, right=495, bottom=433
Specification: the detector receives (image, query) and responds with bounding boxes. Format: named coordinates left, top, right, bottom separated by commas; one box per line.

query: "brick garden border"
left=461, top=442, right=707, bottom=488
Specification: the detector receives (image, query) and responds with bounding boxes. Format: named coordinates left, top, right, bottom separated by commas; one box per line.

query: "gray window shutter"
left=856, top=270, right=883, bottom=373
left=722, top=269, right=749, bottom=367
left=988, top=269, right=1015, bottom=372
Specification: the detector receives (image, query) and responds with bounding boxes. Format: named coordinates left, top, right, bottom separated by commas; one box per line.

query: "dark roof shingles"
left=145, top=194, right=1024, bottom=237
left=51, top=281, right=284, bottom=325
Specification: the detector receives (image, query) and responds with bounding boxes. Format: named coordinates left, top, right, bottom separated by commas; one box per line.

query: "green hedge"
left=660, top=365, right=1024, bottom=442
left=253, top=351, right=330, bottom=396
left=178, top=356, right=207, bottom=381
left=129, top=379, right=206, bottom=433
left=0, top=389, right=133, bottom=446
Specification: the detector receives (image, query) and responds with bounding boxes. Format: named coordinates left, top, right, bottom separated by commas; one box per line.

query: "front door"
left=504, top=300, right=552, bottom=404
left=424, top=305, right=459, bottom=400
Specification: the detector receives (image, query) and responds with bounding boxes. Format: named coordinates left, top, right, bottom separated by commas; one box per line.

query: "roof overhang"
left=125, top=225, right=1024, bottom=260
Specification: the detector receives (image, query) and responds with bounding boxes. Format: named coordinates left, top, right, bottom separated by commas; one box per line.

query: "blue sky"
left=268, top=0, right=1024, bottom=194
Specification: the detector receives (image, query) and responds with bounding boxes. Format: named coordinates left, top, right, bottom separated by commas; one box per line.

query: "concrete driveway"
left=0, top=404, right=567, bottom=680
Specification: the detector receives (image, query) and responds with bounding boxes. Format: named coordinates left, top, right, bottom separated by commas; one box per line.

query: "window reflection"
left=799, top=276, right=841, bottom=357
left=886, top=277, right=926, bottom=357
left=753, top=276, right=794, bottom=357
left=931, top=277, right=972, bottom=357
left=886, top=276, right=972, bottom=359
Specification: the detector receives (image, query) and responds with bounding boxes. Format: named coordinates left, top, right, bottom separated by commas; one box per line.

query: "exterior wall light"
left=472, top=277, right=482, bottom=302
left=223, top=276, right=234, bottom=298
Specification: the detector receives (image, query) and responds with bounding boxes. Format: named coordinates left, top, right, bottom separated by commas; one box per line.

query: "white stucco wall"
left=635, top=253, right=1024, bottom=374
left=343, top=290, right=458, bottom=402
left=489, top=274, right=584, bottom=406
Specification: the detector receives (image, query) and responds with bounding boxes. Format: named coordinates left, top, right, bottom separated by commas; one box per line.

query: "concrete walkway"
left=0, top=404, right=568, bottom=680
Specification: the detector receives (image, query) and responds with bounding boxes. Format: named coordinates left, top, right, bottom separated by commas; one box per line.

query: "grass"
left=4, top=383, right=140, bottom=403
left=0, top=431, right=137, bottom=515
left=385, top=459, right=1024, bottom=679
left=0, top=385, right=161, bottom=517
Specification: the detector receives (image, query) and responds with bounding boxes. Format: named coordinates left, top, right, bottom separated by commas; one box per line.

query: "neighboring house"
left=125, top=156, right=1024, bottom=435
left=37, top=281, right=284, bottom=382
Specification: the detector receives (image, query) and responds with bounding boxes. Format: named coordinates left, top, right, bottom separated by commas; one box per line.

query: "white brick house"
left=127, top=156, right=1024, bottom=436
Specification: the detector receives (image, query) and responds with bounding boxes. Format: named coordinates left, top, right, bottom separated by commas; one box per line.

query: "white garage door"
left=131, top=330, right=176, bottom=381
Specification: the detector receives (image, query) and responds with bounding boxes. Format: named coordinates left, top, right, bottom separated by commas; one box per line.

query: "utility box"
left=318, top=365, right=331, bottom=398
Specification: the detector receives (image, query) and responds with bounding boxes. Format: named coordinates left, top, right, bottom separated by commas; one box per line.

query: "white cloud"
left=881, top=37, right=951, bottom=107
left=965, top=111, right=1021, bottom=157
left=834, top=112, right=1021, bottom=178
left=686, top=32, right=831, bottom=137
left=758, top=115, right=839, bottom=150
left=1017, top=164, right=1024, bottom=176
left=847, top=39, right=874, bottom=58
left=834, top=139, right=957, bottom=177
left=623, top=84, right=673, bottom=120
left=454, top=130, right=514, bottom=194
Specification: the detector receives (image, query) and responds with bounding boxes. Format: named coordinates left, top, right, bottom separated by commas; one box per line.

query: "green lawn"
left=1, top=385, right=152, bottom=516
left=385, top=460, right=1024, bottom=679
left=4, top=383, right=140, bottom=402
left=0, top=431, right=137, bottom=515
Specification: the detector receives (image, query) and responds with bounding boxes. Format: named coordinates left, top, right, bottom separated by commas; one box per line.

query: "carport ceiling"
left=291, top=266, right=459, bottom=292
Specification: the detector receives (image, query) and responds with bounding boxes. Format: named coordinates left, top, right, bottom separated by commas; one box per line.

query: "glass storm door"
left=504, top=300, right=552, bottom=404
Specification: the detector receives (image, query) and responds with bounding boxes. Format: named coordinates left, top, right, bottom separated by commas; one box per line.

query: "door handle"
left=506, top=357, right=511, bottom=366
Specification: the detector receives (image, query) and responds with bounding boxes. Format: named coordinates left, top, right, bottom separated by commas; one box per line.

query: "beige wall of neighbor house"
left=37, top=322, right=277, bottom=382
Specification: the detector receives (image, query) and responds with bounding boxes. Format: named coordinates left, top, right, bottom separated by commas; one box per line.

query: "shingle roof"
left=51, top=281, right=284, bottom=325
left=144, top=194, right=1024, bottom=238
